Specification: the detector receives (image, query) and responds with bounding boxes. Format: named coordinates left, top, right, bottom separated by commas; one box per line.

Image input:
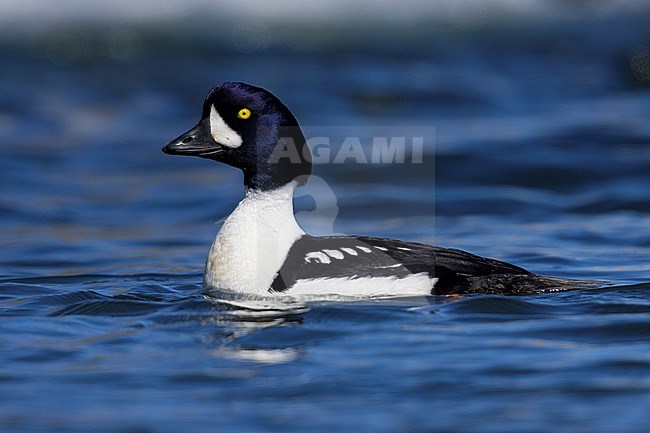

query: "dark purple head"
left=163, top=82, right=311, bottom=191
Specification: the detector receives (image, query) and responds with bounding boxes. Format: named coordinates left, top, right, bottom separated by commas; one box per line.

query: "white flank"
left=209, top=105, right=243, bottom=148
left=204, top=182, right=304, bottom=295
left=289, top=274, right=439, bottom=296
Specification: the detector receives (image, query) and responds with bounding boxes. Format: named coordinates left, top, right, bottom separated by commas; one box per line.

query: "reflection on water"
left=215, top=345, right=303, bottom=364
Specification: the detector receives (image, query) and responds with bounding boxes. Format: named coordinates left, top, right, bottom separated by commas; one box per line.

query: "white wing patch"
left=305, top=251, right=331, bottom=264
left=210, top=105, right=243, bottom=148
left=374, top=263, right=403, bottom=269
left=323, top=249, right=345, bottom=260
left=356, top=246, right=372, bottom=253
left=340, top=247, right=358, bottom=256
left=397, top=247, right=412, bottom=251
left=374, top=246, right=388, bottom=251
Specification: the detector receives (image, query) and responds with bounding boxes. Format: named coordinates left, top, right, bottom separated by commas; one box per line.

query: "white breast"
left=204, top=182, right=304, bottom=295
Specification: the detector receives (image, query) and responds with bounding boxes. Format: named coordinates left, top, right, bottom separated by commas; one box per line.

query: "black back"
left=270, top=235, right=538, bottom=295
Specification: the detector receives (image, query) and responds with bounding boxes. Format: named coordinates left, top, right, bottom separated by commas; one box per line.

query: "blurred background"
left=1, top=0, right=650, bottom=280
left=1, top=1, right=650, bottom=432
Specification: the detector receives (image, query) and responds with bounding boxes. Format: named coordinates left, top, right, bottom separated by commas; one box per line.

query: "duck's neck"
left=204, top=181, right=305, bottom=295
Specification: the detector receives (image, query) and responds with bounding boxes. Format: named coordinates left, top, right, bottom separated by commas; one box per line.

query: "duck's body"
left=163, top=82, right=600, bottom=297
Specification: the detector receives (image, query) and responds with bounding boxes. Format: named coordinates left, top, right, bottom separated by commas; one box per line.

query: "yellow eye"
left=237, top=108, right=251, bottom=119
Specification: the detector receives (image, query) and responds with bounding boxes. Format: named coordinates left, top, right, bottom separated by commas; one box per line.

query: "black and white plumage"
left=163, top=82, right=600, bottom=297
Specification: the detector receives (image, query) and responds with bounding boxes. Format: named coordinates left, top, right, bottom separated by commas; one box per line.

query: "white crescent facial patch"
left=210, top=105, right=243, bottom=148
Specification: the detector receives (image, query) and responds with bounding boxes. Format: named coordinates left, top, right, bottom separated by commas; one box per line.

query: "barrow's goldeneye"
left=163, top=82, right=600, bottom=297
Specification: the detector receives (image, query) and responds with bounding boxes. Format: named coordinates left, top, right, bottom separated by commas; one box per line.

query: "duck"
left=163, top=81, right=600, bottom=297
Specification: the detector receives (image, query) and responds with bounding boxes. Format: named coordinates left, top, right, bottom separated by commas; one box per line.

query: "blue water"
left=2, top=4, right=650, bottom=432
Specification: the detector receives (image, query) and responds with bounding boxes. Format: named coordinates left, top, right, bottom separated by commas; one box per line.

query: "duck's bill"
left=162, top=121, right=225, bottom=158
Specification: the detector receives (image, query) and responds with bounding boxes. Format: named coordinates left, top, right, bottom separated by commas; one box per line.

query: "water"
left=1, top=2, right=650, bottom=432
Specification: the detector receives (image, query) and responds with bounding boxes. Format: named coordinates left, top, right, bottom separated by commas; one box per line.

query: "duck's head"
left=163, top=82, right=311, bottom=191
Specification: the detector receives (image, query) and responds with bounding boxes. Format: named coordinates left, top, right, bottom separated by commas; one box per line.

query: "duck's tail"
left=449, top=274, right=608, bottom=296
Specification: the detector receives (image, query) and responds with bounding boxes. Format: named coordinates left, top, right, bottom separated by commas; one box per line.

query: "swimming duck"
left=163, top=82, right=598, bottom=296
